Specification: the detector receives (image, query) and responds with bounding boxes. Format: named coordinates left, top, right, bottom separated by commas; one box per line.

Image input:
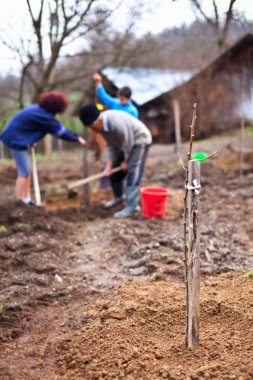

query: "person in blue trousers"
left=93, top=72, right=140, bottom=206
left=78, top=105, right=152, bottom=218
left=0, top=91, right=86, bottom=205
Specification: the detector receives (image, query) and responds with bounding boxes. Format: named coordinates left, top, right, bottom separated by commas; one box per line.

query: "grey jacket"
left=101, top=110, right=152, bottom=160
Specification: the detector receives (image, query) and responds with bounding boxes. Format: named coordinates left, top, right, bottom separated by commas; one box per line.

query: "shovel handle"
left=67, top=166, right=122, bottom=191
left=31, top=147, right=42, bottom=206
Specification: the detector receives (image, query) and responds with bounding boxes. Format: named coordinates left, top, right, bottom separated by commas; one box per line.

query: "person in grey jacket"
left=78, top=105, right=152, bottom=218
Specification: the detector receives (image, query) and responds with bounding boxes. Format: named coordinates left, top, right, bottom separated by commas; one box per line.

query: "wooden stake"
left=57, top=139, right=63, bottom=156
left=183, top=103, right=197, bottom=347
left=83, top=127, right=90, bottom=217
left=239, top=118, right=245, bottom=178
left=172, top=99, right=181, bottom=152
left=0, top=141, right=5, bottom=160
left=31, top=147, right=42, bottom=207
left=44, top=133, right=53, bottom=158
left=187, top=159, right=201, bottom=348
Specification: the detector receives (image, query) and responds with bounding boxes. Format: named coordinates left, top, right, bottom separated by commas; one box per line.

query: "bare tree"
left=171, top=0, right=239, bottom=49
left=0, top=0, right=157, bottom=109
left=191, top=0, right=238, bottom=49
left=27, top=0, right=116, bottom=103
left=0, top=0, right=117, bottom=108
left=0, top=75, right=20, bottom=126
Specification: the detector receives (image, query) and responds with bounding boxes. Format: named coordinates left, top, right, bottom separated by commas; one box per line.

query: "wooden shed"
left=99, top=67, right=194, bottom=143
left=144, top=33, right=253, bottom=143
left=100, top=34, right=253, bottom=143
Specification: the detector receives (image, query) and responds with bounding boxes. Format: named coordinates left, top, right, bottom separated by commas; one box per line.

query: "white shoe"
left=135, top=204, right=141, bottom=212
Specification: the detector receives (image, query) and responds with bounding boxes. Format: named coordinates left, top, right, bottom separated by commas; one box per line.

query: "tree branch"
left=26, top=0, right=45, bottom=62
left=18, top=60, right=33, bottom=109
left=220, top=0, right=237, bottom=48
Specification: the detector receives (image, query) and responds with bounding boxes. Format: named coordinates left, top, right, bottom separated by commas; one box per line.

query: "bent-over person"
left=0, top=92, right=86, bottom=205
left=78, top=105, right=152, bottom=218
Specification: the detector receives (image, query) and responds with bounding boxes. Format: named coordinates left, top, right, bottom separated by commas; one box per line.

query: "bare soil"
left=0, top=133, right=253, bottom=380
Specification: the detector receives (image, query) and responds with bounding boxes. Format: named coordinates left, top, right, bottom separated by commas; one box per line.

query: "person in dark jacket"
left=0, top=91, right=86, bottom=205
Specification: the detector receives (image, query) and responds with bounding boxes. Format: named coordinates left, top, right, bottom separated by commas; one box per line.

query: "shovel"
left=67, top=166, right=122, bottom=198
left=31, top=146, right=42, bottom=206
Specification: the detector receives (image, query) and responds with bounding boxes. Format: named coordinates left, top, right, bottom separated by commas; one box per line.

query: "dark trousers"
left=110, top=144, right=150, bottom=197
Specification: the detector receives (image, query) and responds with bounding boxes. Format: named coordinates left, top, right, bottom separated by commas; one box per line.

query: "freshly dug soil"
left=0, top=135, right=253, bottom=379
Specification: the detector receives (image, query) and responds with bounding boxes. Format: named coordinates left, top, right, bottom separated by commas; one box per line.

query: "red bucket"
left=140, top=186, right=169, bottom=219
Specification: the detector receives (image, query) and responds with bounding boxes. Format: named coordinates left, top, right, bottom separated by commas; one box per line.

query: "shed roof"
left=101, top=67, right=194, bottom=106
left=197, top=33, right=253, bottom=73
left=156, top=33, right=253, bottom=99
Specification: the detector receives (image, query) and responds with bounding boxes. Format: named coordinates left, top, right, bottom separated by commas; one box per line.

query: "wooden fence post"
left=0, top=141, right=5, bottom=160
left=57, top=139, right=63, bottom=156
left=187, top=159, right=201, bottom=348
left=172, top=99, right=181, bottom=152
left=83, top=127, right=90, bottom=217
left=239, top=118, right=245, bottom=178
left=44, top=134, right=53, bottom=157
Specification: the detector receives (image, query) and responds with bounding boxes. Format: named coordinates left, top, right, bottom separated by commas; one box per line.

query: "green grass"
left=16, top=223, right=29, bottom=230
left=0, top=106, right=20, bottom=133
left=0, top=225, right=8, bottom=233
left=198, top=129, right=237, bottom=143
left=35, top=153, right=60, bottom=161
left=245, top=271, right=253, bottom=279
left=0, top=271, right=8, bottom=284
left=246, top=126, right=253, bottom=135
left=69, top=91, right=83, bottom=103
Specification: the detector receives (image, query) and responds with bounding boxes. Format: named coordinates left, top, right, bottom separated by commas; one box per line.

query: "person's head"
left=117, top=86, right=132, bottom=105
left=38, top=91, right=69, bottom=114
left=78, top=104, right=103, bottom=132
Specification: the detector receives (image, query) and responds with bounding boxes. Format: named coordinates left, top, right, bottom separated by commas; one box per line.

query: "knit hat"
left=79, top=104, right=100, bottom=126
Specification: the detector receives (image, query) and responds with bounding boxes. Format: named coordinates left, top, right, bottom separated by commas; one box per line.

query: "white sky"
left=0, top=0, right=252, bottom=74
left=139, top=0, right=253, bottom=34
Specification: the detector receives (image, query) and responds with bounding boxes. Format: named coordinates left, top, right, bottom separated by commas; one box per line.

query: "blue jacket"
left=97, top=86, right=139, bottom=118
left=0, top=104, right=78, bottom=150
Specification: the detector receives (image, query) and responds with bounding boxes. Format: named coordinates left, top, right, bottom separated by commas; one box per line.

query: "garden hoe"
left=67, top=166, right=122, bottom=198
left=31, top=146, right=42, bottom=206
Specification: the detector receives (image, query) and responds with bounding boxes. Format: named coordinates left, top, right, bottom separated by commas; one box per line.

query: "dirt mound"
left=0, top=165, right=16, bottom=185
left=51, top=273, right=253, bottom=380
left=44, top=189, right=114, bottom=220
left=1, top=141, right=253, bottom=380
left=213, top=151, right=253, bottom=170
left=0, top=200, right=77, bottom=234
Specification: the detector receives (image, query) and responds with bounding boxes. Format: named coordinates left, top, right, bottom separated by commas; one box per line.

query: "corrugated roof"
left=101, top=67, right=194, bottom=106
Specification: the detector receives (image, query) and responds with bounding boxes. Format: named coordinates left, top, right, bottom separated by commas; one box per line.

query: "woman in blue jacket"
left=0, top=91, right=86, bottom=205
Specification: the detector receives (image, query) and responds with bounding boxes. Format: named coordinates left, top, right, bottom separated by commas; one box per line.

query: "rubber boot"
left=114, top=186, right=140, bottom=218
left=104, top=197, right=123, bottom=208
left=104, top=181, right=123, bottom=208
